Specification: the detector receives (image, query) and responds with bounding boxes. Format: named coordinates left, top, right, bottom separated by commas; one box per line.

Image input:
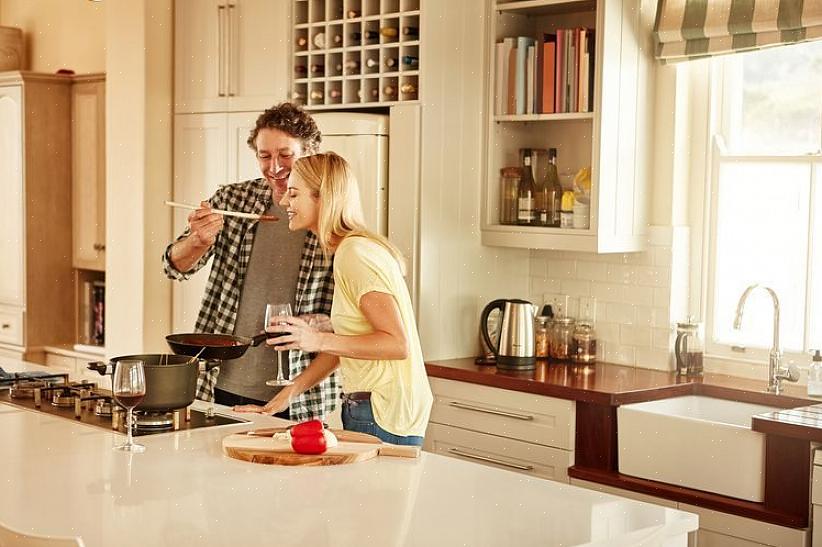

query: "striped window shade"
left=654, top=0, right=822, bottom=62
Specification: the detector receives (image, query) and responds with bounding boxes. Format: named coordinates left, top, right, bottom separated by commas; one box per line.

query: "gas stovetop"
left=0, top=372, right=247, bottom=436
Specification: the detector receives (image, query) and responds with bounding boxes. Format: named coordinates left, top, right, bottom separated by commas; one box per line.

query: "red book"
left=555, top=29, right=565, bottom=113
left=542, top=34, right=556, bottom=114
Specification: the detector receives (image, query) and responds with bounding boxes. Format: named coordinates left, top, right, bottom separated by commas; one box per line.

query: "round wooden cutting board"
left=222, top=433, right=380, bottom=466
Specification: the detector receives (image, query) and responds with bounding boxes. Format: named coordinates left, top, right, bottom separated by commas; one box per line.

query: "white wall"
left=0, top=0, right=105, bottom=73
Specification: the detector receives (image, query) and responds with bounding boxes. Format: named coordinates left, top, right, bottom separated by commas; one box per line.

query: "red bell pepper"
left=291, top=432, right=327, bottom=455
left=290, top=419, right=325, bottom=437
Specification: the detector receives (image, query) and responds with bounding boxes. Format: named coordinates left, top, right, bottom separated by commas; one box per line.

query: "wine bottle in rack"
left=364, top=30, right=379, bottom=41
left=310, top=89, right=324, bottom=100
left=313, top=32, right=326, bottom=49
left=402, top=26, right=419, bottom=37
left=366, top=58, right=379, bottom=68
left=292, top=90, right=306, bottom=101
left=384, top=57, right=397, bottom=68
left=296, top=36, right=308, bottom=48
left=344, top=59, right=361, bottom=73
left=401, top=55, right=419, bottom=67
left=356, top=88, right=379, bottom=100
left=347, top=9, right=360, bottom=18
left=310, top=64, right=325, bottom=75
left=329, top=89, right=342, bottom=99
left=294, top=65, right=307, bottom=75
left=383, top=84, right=397, bottom=97
left=380, top=27, right=398, bottom=38
left=332, top=34, right=343, bottom=46
left=400, top=83, right=417, bottom=95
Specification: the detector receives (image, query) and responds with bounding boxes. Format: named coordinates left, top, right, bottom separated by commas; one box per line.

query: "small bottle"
left=329, top=88, right=342, bottom=99
left=332, top=34, right=343, bottom=46
left=400, top=83, right=417, bottom=95
left=402, top=26, right=419, bottom=37
left=294, top=65, right=308, bottom=75
left=401, top=55, right=419, bottom=68
left=809, top=350, right=822, bottom=398
left=346, top=9, right=361, bottom=18
left=517, top=154, right=536, bottom=225
left=309, top=63, right=325, bottom=75
left=572, top=321, right=597, bottom=364
left=363, top=30, right=380, bottom=41
left=384, top=57, right=398, bottom=68
left=535, top=316, right=552, bottom=359
left=380, top=27, right=399, bottom=38
left=309, top=89, right=324, bottom=101
left=546, top=149, right=562, bottom=227
left=344, top=59, right=361, bottom=73
left=560, top=191, right=574, bottom=228
left=499, top=167, right=521, bottom=225
left=296, top=36, right=308, bottom=48
left=383, top=84, right=397, bottom=98
left=365, top=58, right=379, bottom=68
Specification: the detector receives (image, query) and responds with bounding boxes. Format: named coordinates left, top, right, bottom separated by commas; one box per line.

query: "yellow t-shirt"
left=330, top=236, right=433, bottom=437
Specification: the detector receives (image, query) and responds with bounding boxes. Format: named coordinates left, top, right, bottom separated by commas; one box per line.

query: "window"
left=705, top=40, right=822, bottom=363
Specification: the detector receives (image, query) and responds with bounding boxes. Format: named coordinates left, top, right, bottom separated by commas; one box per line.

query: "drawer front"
left=814, top=465, right=822, bottom=505
left=424, top=423, right=573, bottom=482
left=0, top=307, right=23, bottom=345
left=0, top=346, right=24, bottom=360
left=428, top=377, right=575, bottom=449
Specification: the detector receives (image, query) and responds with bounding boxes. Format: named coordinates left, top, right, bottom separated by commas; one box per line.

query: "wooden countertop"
left=425, top=357, right=814, bottom=408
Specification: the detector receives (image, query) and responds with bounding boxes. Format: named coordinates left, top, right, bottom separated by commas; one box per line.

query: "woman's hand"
left=233, top=386, right=293, bottom=415
left=302, top=314, right=334, bottom=333
left=266, top=315, right=326, bottom=353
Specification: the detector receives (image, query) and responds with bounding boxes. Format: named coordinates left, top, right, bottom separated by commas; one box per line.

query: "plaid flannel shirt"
left=163, top=179, right=339, bottom=422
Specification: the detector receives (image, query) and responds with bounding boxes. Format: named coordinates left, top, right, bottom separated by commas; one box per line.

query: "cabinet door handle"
left=1, top=323, right=10, bottom=330
left=448, top=448, right=534, bottom=471
left=217, top=5, right=227, bottom=97
left=227, top=4, right=236, bottom=97
left=93, top=243, right=106, bottom=252
left=448, top=401, right=534, bottom=421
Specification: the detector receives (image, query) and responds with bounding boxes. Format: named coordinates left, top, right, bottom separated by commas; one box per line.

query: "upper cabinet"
left=174, top=0, right=290, bottom=114
left=482, top=0, right=654, bottom=253
left=72, top=74, right=106, bottom=272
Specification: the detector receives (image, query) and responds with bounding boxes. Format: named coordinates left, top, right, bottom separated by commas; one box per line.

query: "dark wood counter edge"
left=425, top=361, right=813, bottom=408
left=753, top=415, right=822, bottom=442
left=568, top=466, right=807, bottom=529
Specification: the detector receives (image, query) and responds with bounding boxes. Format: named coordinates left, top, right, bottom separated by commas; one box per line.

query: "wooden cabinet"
left=424, top=377, right=575, bottom=482
left=174, top=0, right=290, bottom=114
left=813, top=448, right=822, bottom=546
left=72, top=74, right=106, bottom=271
left=481, top=0, right=654, bottom=253
left=171, top=112, right=260, bottom=331
left=0, top=72, right=75, bottom=360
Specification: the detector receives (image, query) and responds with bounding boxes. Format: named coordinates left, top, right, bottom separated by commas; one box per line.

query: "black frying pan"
left=165, top=332, right=269, bottom=361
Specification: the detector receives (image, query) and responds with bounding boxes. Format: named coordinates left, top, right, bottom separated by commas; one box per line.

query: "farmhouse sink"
left=617, top=395, right=782, bottom=502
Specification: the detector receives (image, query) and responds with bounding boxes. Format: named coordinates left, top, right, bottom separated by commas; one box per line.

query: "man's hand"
left=187, top=201, right=224, bottom=247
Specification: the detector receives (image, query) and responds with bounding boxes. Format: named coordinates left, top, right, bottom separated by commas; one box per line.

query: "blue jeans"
left=342, top=397, right=424, bottom=446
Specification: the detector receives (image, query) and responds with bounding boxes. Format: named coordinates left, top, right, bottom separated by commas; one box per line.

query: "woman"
left=235, top=152, right=433, bottom=446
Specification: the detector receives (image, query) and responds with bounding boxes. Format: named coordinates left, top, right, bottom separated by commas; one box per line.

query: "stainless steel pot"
left=88, top=354, right=198, bottom=412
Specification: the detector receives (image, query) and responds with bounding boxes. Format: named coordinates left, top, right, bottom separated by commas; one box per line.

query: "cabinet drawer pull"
left=217, top=5, right=227, bottom=97
left=448, top=401, right=534, bottom=421
left=1, top=323, right=10, bottom=329
left=93, top=243, right=106, bottom=251
left=227, top=4, right=236, bottom=97
left=448, top=448, right=534, bottom=471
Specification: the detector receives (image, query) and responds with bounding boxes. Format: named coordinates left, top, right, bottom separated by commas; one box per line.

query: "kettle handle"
left=480, top=299, right=507, bottom=357
left=674, top=331, right=688, bottom=372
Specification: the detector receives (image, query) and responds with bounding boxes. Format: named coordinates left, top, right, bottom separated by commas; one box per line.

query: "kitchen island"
left=0, top=358, right=698, bottom=546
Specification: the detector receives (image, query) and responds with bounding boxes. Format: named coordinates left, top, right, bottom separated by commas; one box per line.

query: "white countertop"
left=0, top=357, right=697, bottom=546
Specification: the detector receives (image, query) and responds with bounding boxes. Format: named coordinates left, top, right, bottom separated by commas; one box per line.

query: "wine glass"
left=113, top=359, right=147, bottom=453
left=265, top=303, right=294, bottom=387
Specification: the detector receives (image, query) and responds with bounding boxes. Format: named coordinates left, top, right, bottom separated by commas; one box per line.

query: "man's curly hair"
left=247, top=102, right=322, bottom=154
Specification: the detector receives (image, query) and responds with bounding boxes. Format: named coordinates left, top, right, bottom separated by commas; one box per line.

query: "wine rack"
left=293, top=0, right=421, bottom=108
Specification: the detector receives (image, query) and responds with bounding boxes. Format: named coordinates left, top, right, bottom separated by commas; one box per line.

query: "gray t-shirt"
left=218, top=201, right=306, bottom=401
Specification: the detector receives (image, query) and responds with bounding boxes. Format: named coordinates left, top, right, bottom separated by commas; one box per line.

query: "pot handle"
left=250, top=332, right=268, bottom=347
left=87, top=361, right=112, bottom=376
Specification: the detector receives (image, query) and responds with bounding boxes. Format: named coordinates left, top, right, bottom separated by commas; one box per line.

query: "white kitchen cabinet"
left=44, top=346, right=107, bottom=384
left=171, top=112, right=260, bottom=332
left=424, top=377, right=575, bottom=482
left=481, top=0, right=654, bottom=253
left=812, top=447, right=822, bottom=546
left=174, top=0, right=290, bottom=114
left=72, top=74, right=106, bottom=272
left=0, top=72, right=75, bottom=360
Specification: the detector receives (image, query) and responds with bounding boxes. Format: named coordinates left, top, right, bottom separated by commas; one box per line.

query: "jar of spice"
left=499, top=167, right=521, bottom=225
left=550, top=317, right=575, bottom=361
left=572, top=321, right=597, bottom=363
left=534, top=316, right=552, bottom=359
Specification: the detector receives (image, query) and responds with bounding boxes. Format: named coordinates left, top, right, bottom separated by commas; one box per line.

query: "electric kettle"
left=480, top=299, right=537, bottom=370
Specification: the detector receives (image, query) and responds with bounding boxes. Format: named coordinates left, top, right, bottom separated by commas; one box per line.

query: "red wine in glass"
left=112, top=359, right=147, bottom=453
left=114, top=393, right=146, bottom=408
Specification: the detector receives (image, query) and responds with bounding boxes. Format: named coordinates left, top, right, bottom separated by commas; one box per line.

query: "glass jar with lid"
left=550, top=317, right=575, bottom=361
left=534, top=316, right=552, bottom=359
left=572, top=321, right=597, bottom=363
left=499, top=167, right=521, bottom=225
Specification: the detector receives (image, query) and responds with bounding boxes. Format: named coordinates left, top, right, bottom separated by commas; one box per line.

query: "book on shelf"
left=495, top=27, right=595, bottom=116
left=81, top=280, right=105, bottom=347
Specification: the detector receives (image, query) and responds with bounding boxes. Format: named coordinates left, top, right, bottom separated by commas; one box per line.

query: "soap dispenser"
left=808, top=350, right=822, bottom=398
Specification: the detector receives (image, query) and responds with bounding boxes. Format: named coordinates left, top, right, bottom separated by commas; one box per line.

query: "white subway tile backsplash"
left=547, top=260, right=577, bottom=279
left=576, top=261, right=610, bottom=282
left=635, top=347, right=672, bottom=371
left=591, top=282, right=623, bottom=302
left=620, top=252, right=653, bottom=266
left=561, top=279, right=591, bottom=297
left=606, top=302, right=636, bottom=325
left=652, top=327, right=673, bottom=350
left=653, top=246, right=673, bottom=267
left=607, top=264, right=638, bottom=285
left=596, top=321, right=620, bottom=342
left=654, top=286, right=672, bottom=307
left=621, top=285, right=655, bottom=307
left=620, top=324, right=652, bottom=347
left=605, top=343, right=636, bottom=366
left=530, top=277, right=562, bottom=299
left=636, top=266, right=671, bottom=288
left=648, top=225, right=674, bottom=246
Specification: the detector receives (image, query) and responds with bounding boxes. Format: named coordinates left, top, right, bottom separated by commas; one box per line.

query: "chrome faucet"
left=733, top=284, right=799, bottom=394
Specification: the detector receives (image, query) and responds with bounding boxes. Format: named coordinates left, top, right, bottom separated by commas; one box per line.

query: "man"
left=163, top=102, right=338, bottom=422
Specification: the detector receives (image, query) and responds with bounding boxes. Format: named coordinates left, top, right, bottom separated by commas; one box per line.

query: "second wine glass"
left=265, top=303, right=293, bottom=387
left=113, top=359, right=146, bottom=453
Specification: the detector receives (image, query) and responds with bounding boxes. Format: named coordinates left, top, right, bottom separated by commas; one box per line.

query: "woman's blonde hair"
left=290, top=152, right=406, bottom=272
